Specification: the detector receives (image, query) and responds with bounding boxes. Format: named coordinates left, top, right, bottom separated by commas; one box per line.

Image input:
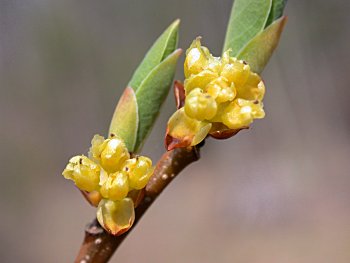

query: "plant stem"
left=74, top=146, right=200, bottom=263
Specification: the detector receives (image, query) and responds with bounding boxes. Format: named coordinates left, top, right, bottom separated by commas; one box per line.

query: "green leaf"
left=237, top=16, right=287, bottom=74
left=128, top=19, right=179, bottom=91
left=109, top=87, right=138, bottom=152
left=223, top=0, right=272, bottom=56
left=265, top=0, right=287, bottom=27
left=134, top=49, right=182, bottom=152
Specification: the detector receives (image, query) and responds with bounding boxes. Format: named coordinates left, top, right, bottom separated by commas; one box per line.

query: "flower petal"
left=97, top=198, right=135, bottom=236
left=165, top=108, right=211, bottom=150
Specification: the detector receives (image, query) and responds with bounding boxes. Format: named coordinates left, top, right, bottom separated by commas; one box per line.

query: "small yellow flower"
left=89, top=134, right=130, bottom=173
left=62, top=134, right=154, bottom=235
left=166, top=107, right=212, bottom=149
left=184, top=41, right=211, bottom=78
left=166, top=38, right=266, bottom=149
left=184, top=88, right=217, bottom=121
left=222, top=99, right=265, bottom=129
left=206, top=77, right=236, bottom=103
left=62, top=155, right=102, bottom=192
left=122, top=156, right=153, bottom=190
left=100, top=171, right=129, bottom=201
left=184, top=69, right=218, bottom=94
left=96, top=198, right=135, bottom=236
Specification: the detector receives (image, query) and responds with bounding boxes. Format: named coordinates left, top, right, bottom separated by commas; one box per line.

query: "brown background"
left=1, top=0, right=350, bottom=262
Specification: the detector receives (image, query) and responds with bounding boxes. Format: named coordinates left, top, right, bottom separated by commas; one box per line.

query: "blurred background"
left=1, top=0, right=350, bottom=262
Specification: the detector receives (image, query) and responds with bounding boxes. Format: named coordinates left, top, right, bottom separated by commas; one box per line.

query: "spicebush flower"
left=89, top=134, right=130, bottom=173
left=166, top=38, right=265, bottom=150
left=62, top=134, right=153, bottom=235
left=62, top=155, right=103, bottom=192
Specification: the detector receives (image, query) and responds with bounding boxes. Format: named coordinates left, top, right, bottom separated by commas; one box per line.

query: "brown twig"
left=74, top=146, right=200, bottom=263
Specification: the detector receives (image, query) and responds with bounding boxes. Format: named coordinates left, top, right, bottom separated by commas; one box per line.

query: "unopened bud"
left=62, top=155, right=101, bottom=192
left=222, top=99, right=265, bottom=129
left=89, top=134, right=130, bottom=173
left=100, top=171, right=129, bottom=201
left=122, top=156, right=153, bottom=190
left=184, top=88, right=217, bottom=121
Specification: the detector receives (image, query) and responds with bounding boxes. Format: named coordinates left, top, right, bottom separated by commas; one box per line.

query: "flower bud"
left=97, top=198, right=135, bottom=236
left=221, top=59, right=250, bottom=88
left=89, top=134, right=130, bottom=173
left=122, top=156, right=153, bottom=190
left=184, top=38, right=210, bottom=78
left=184, top=88, right=217, bottom=121
left=62, top=155, right=101, bottom=192
left=166, top=108, right=212, bottom=150
left=236, top=74, right=265, bottom=101
left=206, top=76, right=236, bottom=103
left=222, top=99, right=265, bottom=129
left=100, top=171, right=129, bottom=201
left=184, top=70, right=218, bottom=94
left=207, top=57, right=222, bottom=73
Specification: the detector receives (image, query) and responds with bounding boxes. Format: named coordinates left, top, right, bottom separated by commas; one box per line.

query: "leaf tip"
left=280, top=15, right=288, bottom=27
left=167, top=19, right=180, bottom=36
left=173, top=48, right=183, bottom=57
left=172, top=18, right=181, bottom=27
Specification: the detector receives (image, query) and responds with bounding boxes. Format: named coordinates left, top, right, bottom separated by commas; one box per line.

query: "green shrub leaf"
left=109, top=87, right=138, bottom=152
left=110, top=20, right=180, bottom=152
left=265, top=0, right=288, bottom=27
left=237, top=16, right=287, bottom=74
left=128, top=19, right=179, bottom=91
left=223, top=0, right=272, bottom=55
left=135, top=49, right=182, bottom=151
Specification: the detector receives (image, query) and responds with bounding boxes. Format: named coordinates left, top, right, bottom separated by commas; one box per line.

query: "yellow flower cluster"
left=167, top=38, right=265, bottom=148
left=62, top=134, right=153, bottom=235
